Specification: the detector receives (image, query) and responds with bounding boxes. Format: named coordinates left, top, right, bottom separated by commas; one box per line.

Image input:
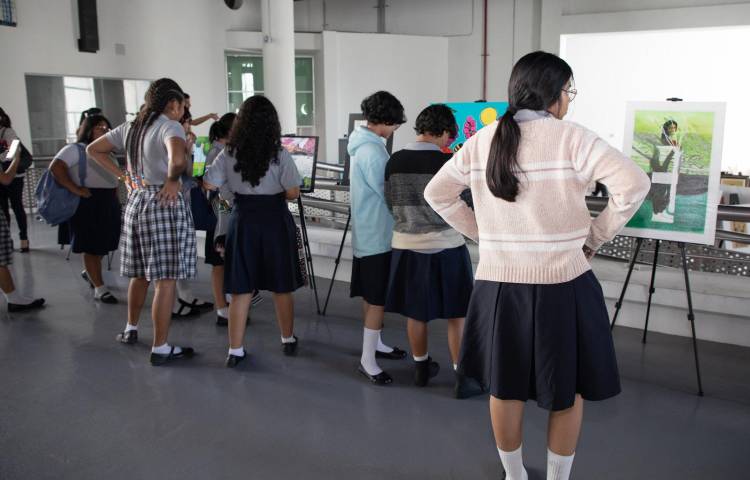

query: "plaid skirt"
left=120, top=185, right=197, bottom=280
left=0, top=211, right=13, bottom=267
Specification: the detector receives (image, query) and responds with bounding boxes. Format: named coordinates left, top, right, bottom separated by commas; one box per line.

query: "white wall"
left=561, top=26, right=750, bottom=174
left=321, top=31, right=450, bottom=161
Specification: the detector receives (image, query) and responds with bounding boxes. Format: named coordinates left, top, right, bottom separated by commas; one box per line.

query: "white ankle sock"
left=361, top=327, right=382, bottom=375
left=498, top=445, right=528, bottom=480
left=229, top=347, right=245, bottom=357
left=281, top=335, right=297, bottom=344
left=453, top=363, right=458, bottom=371
left=4, top=291, right=35, bottom=304
left=217, top=306, right=228, bottom=318
left=376, top=332, right=393, bottom=353
left=547, top=449, right=575, bottom=480
left=124, top=323, right=138, bottom=332
left=152, top=343, right=181, bottom=355
left=413, top=353, right=429, bottom=362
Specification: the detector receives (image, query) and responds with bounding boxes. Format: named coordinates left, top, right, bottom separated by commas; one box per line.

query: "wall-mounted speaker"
left=224, top=0, right=243, bottom=9
left=77, top=0, right=99, bottom=53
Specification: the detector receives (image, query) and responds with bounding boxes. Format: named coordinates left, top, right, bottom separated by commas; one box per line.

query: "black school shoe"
left=8, top=298, right=45, bottom=312
left=282, top=336, right=298, bottom=356
left=116, top=330, right=138, bottom=344
left=414, top=357, right=440, bottom=387
left=375, top=346, right=407, bottom=360
left=358, top=364, right=393, bottom=385
left=454, top=372, right=485, bottom=399
left=216, top=313, right=228, bottom=326
left=81, top=270, right=94, bottom=289
left=178, top=298, right=213, bottom=312
left=150, top=346, right=195, bottom=366
left=225, top=349, right=247, bottom=368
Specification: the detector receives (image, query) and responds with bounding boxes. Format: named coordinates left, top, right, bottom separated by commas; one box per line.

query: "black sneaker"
left=225, top=349, right=247, bottom=368
left=282, top=336, right=298, bottom=356
left=414, top=357, right=440, bottom=387
left=116, top=330, right=138, bottom=344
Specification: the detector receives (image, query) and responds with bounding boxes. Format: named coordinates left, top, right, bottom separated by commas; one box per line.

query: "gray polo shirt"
left=204, top=148, right=301, bottom=195
left=54, top=143, right=118, bottom=188
left=105, top=114, right=186, bottom=185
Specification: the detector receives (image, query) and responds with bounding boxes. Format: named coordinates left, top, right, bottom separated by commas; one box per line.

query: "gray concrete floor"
left=1, top=221, right=749, bottom=479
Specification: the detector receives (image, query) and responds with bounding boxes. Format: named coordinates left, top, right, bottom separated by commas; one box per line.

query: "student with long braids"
left=49, top=113, right=121, bottom=304
left=383, top=104, right=473, bottom=389
left=348, top=91, right=408, bottom=385
left=425, top=52, right=650, bottom=479
left=203, top=95, right=303, bottom=367
left=87, top=78, right=198, bottom=366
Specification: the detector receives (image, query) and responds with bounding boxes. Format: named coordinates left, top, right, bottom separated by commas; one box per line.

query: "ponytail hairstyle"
left=209, top=112, right=236, bottom=143
left=486, top=51, right=573, bottom=201
left=124, top=78, right=184, bottom=174
left=227, top=95, right=281, bottom=187
left=0, top=107, right=11, bottom=129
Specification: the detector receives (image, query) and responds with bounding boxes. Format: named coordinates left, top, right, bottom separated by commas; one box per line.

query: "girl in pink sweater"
left=425, top=52, right=650, bottom=480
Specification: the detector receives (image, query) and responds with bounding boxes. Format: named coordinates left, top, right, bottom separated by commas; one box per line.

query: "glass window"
left=226, top=54, right=315, bottom=128
left=123, top=79, right=151, bottom=122
left=63, top=76, right=96, bottom=142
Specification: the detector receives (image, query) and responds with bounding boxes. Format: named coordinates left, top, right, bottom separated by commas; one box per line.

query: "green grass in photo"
left=627, top=192, right=707, bottom=233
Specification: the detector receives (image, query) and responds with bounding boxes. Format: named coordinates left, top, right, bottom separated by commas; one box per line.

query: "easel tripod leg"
left=643, top=240, right=660, bottom=343
left=679, top=242, right=704, bottom=397
left=322, top=211, right=350, bottom=316
left=611, top=237, right=643, bottom=331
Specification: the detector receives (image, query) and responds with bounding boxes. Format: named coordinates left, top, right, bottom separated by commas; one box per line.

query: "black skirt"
left=350, top=251, right=392, bottom=306
left=70, top=188, right=121, bottom=256
left=459, top=271, right=621, bottom=411
left=224, top=193, right=303, bottom=294
left=385, top=246, right=473, bottom=322
left=204, top=227, right=224, bottom=267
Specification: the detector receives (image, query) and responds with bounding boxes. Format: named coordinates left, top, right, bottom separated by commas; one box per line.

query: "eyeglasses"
left=563, top=88, right=577, bottom=102
left=93, top=125, right=109, bottom=131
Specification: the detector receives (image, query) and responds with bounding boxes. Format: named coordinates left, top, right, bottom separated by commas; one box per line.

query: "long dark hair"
left=486, top=51, right=573, bottom=201
left=227, top=96, right=281, bottom=187
left=0, top=107, right=11, bottom=129
left=77, top=114, right=111, bottom=144
left=209, top=113, right=236, bottom=143
left=124, top=78, right=184, bottom=174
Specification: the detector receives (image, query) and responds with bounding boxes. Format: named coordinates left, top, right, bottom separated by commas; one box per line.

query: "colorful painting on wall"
left=442, top=102, right=509, bottom=152
left=621, top=101, right=726, bottom=245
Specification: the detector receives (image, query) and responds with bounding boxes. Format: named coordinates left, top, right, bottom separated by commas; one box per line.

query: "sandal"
left=150, top=346, right=195, bottom=366
left=178, top=297, right=213, bottom=312
left=172, top=300, right=201, bottom=318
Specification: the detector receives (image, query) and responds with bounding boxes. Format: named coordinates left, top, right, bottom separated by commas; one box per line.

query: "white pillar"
left=261, top=0, right=297, bottom=135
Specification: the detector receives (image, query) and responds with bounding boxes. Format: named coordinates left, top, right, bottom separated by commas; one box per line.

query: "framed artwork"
left=281, top=135, right=319, bottom=193
left=442, top=102, right=508, bottom=152
left=621, top=101, right=726, bottom=245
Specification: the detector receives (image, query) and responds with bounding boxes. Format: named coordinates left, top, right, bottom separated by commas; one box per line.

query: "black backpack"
left=0, top=128, right=33, bottom=174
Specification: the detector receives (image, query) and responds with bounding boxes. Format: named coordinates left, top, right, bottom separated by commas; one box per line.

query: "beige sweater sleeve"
left=574, top=131, right=651, bottom=250
left=424, top=145, right=479, bottom=242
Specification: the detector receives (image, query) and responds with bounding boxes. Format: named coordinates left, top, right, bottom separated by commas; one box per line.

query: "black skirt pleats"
left=350, top=251, right=392, bottom=306
left=385, top=246, right=473, bottom=322
left=223, top=193, right=303, bottom=294
left=459, top=271, right=621, bottom=411
left=70, top=188, right=122, bottom=256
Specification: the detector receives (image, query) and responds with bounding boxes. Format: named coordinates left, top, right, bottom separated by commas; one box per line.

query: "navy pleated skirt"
left=70, top=188, right=121, bottom=256
left=385, top=246, right=474, bottom=322
left=459, top=270, right=621, bottom=411
left=350, top=251, right=392, bottom=306
left=224, top=193, right=303, bottom=294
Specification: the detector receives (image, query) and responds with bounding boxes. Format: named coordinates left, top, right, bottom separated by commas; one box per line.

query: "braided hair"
left=124, top=78, right=184, bottom=174
left=227, top=96, right=281, bottom=187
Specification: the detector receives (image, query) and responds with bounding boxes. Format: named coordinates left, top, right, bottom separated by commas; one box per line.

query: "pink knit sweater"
left=424, top=117, right=650, bottom=284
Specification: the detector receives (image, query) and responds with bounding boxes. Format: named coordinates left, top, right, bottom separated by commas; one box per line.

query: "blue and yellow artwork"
left=443, top=102, right=508, bottom=152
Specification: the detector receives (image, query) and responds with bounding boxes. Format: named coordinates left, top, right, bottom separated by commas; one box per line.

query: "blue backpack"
left=35, top=143, right=88, bottom=226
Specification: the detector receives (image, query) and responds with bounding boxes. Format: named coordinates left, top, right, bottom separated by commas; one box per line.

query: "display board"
left=281, top=135, right=319, bottom=193
left=621, top=101, right=726, bottom=245
left=442, top=101, right=508, bottom=152
left=192, top=136, right=211, bottom=177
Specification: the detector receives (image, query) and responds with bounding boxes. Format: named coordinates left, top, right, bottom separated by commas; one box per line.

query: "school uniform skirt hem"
left=384, top=246, right=473, bottom=322
left=458, top=271, right=621, bottom=411
left=350, top=251, right=392, bottom=306
left=70, top=188, right=121, bottom=256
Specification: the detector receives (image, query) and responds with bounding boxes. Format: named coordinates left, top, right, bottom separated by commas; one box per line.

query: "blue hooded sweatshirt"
left=347, top=125, right=394, bottom=258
